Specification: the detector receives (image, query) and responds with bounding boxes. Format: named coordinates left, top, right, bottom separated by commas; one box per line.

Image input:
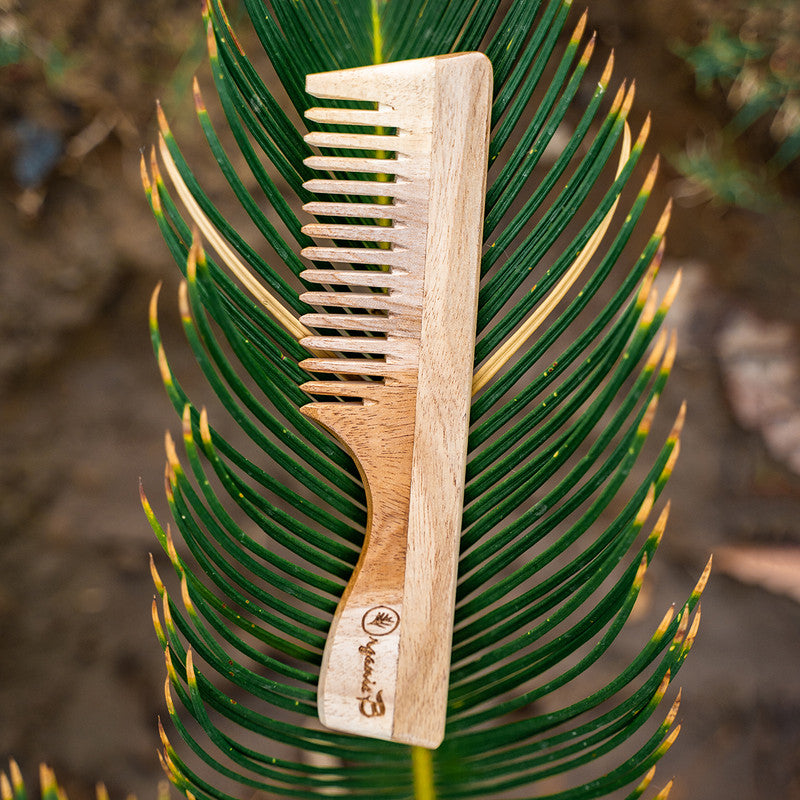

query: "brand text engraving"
left=356, top=606, right=400, bottom=718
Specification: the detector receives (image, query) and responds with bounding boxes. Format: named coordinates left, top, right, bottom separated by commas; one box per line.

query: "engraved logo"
left=356, top=607, right=399, bottom=718
left=361, top=606, right=400, bottom=637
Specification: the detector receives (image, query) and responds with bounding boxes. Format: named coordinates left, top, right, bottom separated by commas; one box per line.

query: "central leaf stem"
left=370, top=0, right=392, bottom=241
left=371, top=0, right=384, bottom=65
left=412, top=746, right=436, bottom=800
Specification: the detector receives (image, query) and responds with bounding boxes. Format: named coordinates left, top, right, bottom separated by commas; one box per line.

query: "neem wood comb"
left=296, top=53, right=492, bottom=748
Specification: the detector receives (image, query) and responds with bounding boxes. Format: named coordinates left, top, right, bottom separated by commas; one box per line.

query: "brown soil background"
left=2, top=1, right=800, bottom=798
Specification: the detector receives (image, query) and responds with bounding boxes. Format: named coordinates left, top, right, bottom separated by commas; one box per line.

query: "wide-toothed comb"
left=297, top=53, right=492, bottom=748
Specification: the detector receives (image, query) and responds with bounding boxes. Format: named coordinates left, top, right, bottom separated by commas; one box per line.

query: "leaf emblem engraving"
left=369, top=612, right=393, bottom=629
left=361, top=606, right=400, bottom=637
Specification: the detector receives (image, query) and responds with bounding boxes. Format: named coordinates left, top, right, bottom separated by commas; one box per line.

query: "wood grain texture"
left=297, top=53, right=492, bottom=748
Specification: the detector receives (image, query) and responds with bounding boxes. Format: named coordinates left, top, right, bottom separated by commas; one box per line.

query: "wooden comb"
left=297, top=53, right=492, bottom=748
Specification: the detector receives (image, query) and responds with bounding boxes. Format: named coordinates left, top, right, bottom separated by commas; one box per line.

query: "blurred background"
left=1, top=0, right=799, bottom=798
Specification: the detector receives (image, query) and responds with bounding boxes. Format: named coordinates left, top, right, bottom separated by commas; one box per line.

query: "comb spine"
left=393, top=51, right=493, bottom=748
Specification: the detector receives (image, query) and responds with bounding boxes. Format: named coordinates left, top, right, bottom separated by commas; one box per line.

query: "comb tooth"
left=304, top=56, right=436, bottom=107
left=300, top=245, right=407, bottom=266
left=301, top=312, right=419, bottom=339
left=302, top=178, right=407, bottom=198
left=300, top=294, right=422, bottom=333
left=300, top=358, right=407, bottom=378
left=300, top=380, right=388, bottom=401
left=303, top=155, right=401, bottom=175
left=301, top=269, right=404, bottom=288
left=302, top=201, right=403, bottom=220
left=300, top=313, right=395, bottom=333
left=301, top=222, right=403, bottom=242
left=300, top=291, right=395, bottom=310
left=305, top=131, right=403, bottom=152
left=305, top=106, right=398, bottom=128
left=300, top=335, right=395, bottom=355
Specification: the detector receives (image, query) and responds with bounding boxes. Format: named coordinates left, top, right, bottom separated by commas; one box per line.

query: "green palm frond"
left=140, top=1, right=710, bottom=798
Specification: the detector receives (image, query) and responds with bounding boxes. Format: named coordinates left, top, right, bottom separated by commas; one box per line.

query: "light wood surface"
left=297, top=53, right=492, bottom=748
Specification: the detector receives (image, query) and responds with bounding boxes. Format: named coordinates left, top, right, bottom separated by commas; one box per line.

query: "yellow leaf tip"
left=187, top=234, right=204, bottom=281
left=655, top=671, right=671, bottom=703
left=158, top=714, right=171, bottom=746
left=639, top=394, right=659, bottom=436
left=635, top=484, right=656, bottom=527
left=665, top=690, right=682, bottom=726
left=645, top=503, right=669, bottom=553
left=653, top=779, right=675, bottom=800
left=645, top=329, right=668, bottom=372
left=161, top=588, right=175, bottom=633
left=571, top=10, right=588, bottom=43
left=655, top=605, right=675, bottom=638
left=636, top=766, right=657, bottom=793
left=660, top=269, right=682, bottom=314
left=165, top=523, right=179, bottom=566
left=199, top=407, right=212, bottom=445
left=164, top=677, right=176, bottom=716
left=581, top=32, right=597, bottom=64
left=150, top=553, right=165, bottom=595
left=599, top=51, right=615, bottom=88
left=206, top=19, right=219, bottom=58
left=664, top=724, right=681, bottom=748
left=641, top=287, right=659, bottom=325
left=165, top=439, right=182, bottom=487
left=662, top=329, right=678, bottom=375
left=151, top=596, right=165, bottom=643
left=164, top=461, right=176, bottom=498
left=693, top=557, right=713, bottom=601
left=180, top=573, right=195, bottom=616
left=685, top=603, right=702, bottom=648
left=609, top=80, right=627, bottom=114
left=637, top=263, right=658, bottom=307
left=140, top=153, right=152, bottom=194
left=621, top=81, right=637, bottom=116
left=192, top=77, right=207, bottom=114
left=39, top=764, right=56, bottom=794
left=178, top=280, right=191, bottom=322
left=662, top=436, right=681, bottom=479
left=635, top=553, right=649, bottom=586
left=670, top=401, right=687, bottom=441
left=181, top=404, right=193, bottom=439
left=185, top=649, right=197, bottom=685
left=674, top=607, right=689, bottom=644
left=656, top=198, right=674, bottom=238
left=149, top=282, right=163, bottom=325
left=157, top=343, right=172, bottom=387
left=139, top=479, right=154, bottom=515
left=641, top=109, right=652, bottom=132
left=8, top=762, right=22, bottom=791
left=643, top=154, right=661, bottom=194
left=156, top=101, right=170, bottom=132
